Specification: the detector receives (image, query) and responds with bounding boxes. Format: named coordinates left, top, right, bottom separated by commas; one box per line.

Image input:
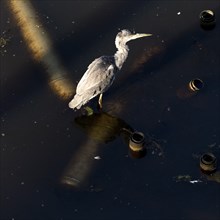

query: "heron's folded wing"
left=76, top=57, right=114, bottom=96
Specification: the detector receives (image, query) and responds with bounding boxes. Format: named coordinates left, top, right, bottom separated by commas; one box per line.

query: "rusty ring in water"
left=200, top=153, right=217, bottom=174
left=188, top=78, right=204, bottom=92
left=200, top=10, right=216, bottom=30
left=129, top=132, right=146, bottom=159
left=129, top=132, right=145, bottom=151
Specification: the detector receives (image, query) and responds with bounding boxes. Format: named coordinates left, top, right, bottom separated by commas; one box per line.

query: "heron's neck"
left=114, top=44, right=129, bottom=70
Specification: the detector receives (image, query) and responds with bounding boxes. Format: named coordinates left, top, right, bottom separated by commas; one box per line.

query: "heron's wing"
left=76, top=57, right=115, bottom=97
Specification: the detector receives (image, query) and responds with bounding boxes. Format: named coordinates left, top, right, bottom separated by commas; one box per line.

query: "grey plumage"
left=69, top=29, right=152, bottom=110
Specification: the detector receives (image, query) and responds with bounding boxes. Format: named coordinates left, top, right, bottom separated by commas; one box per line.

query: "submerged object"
left=200, top=10, right=216, bottom=30
left=129, top=131, right=146, bottom=159
left=200, top=153, right=217, bottom=174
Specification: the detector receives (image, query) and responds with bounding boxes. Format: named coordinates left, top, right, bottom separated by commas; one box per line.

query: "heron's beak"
left=129, top=33, right=152, bottom=41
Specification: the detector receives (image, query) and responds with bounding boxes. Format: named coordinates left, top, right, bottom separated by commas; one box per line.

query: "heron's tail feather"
left=68, top=94, right=86, bottom=110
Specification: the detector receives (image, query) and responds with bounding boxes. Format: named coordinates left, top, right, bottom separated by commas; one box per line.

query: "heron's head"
left=116, top=29, right=152, bottom=46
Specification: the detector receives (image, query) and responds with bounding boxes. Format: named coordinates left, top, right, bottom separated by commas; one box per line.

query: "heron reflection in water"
left=75, top=110, right=133, bottom=143
left=69, top=29, right=152, bottom=110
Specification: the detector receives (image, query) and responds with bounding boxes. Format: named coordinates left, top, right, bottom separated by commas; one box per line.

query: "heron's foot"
left=82, top=106, right=94, bottom=116
left=97, top=102, right=103, bottom=112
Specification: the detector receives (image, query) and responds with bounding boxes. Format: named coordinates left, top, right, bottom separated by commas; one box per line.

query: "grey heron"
left=69, top=29, right=152, bottom=110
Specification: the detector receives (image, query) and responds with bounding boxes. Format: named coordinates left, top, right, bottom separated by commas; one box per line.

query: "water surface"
left=1, top=1, right=220, bottom=220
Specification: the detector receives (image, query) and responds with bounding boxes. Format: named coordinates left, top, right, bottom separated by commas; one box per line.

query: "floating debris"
left=173, top=175, right=191, bottom=182
left=189, top=179, right=203, bottom=184
left=0, top=29, right=12, bottom=56
left=94, top=156, right=101, bottom=160
left=208, top=142, right=220, bottom=149
left=146, top=135, right=165, bottom=157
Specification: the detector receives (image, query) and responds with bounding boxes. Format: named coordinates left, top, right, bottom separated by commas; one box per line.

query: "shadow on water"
left=60, top=109, right=164, bottom=190
left=60, top=110, right=133, bottom=189
left=1, top=0, right=75, bottom=115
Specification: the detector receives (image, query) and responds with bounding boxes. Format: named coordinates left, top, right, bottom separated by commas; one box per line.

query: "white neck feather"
left=114, top=40, right=129, bottom=70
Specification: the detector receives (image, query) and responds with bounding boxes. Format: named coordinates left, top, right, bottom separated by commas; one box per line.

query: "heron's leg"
left=98, top=93, right=103, bottom=109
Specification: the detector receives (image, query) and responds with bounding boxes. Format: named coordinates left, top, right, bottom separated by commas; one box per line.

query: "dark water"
left=1, top=1, right=220, bottom=220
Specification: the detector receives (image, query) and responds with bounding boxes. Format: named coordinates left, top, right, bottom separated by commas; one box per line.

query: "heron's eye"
left=124, top=30, right=132, bottom=36
left=118, top=33, right=122, bottom=37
